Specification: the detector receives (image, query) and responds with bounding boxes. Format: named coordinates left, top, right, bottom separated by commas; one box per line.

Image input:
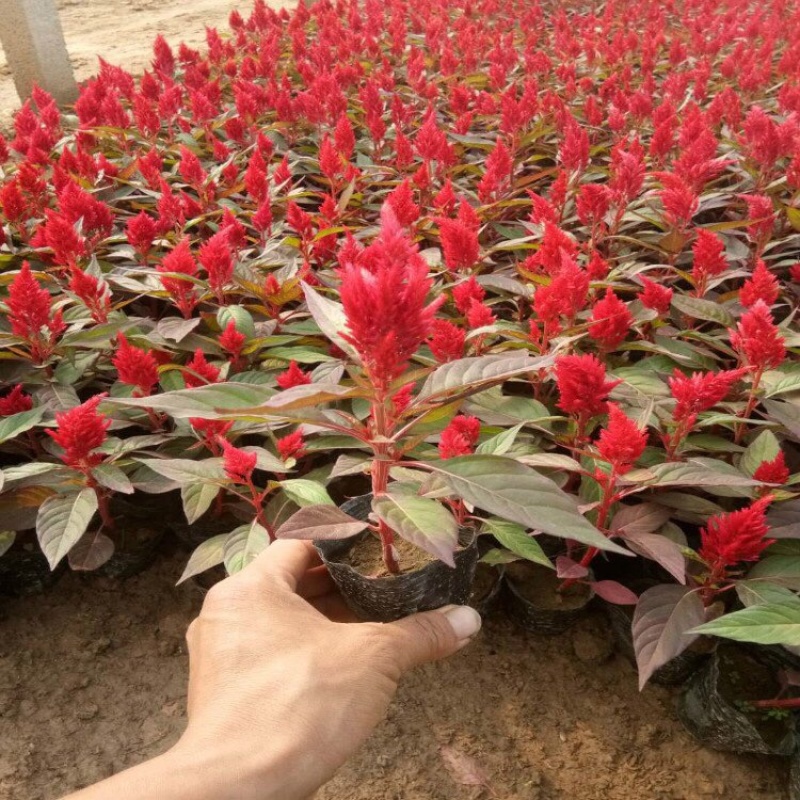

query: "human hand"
left=171, top=539, right=482, bottom=800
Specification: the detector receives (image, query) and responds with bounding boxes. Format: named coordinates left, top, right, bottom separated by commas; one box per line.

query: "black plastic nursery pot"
left=314, top=494, right=479, bottom=623
left=503, top=561, right=594, bottom=635
left=469, top=561, right=505, bottom=616
left=677, top=645, right=797, bottom=756
left=605, top=600, right=711, bottom=687
left=790, top=748, right=800, bottom=800
left=0, top=534, right=64, bottom=596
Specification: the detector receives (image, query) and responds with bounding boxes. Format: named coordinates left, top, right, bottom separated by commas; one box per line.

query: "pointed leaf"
left=36, top=490, right=99, bottom=569
left=138, top=458, right=225, bottom=485
left=275, top=505, right=368, bottom=540
left=670, top=294, right=735, bottom=327
left=259, top=383, right=359, bottom=411
left=481, top=518, right=552, bottom=568
left=591, top=580, right=638, bottom=605
left=301, top=282, right=360, bottom=361
left=428, top=456, right=629, bottom=555
left=623, top=532, right=686, bottom=584
left=417, top=354, right=554, bottom=402
left=92, top=464, right=135, bottom=495
left=632, top=585, right=705, bottom=689
left=372, top=492, right=459, bottom=567
left=556, top=556, right=589, bottom=580
left=612, top=503, right=672, bottom=537
left=0, top=407, right=45, bottom=445
left=737, top=581, right=797, bottom=607
left=224, top=522, right=270, bottom=574
left=741, top=430, right=781, bottom=477
left=690, top=599, right=800, bottom=646
left=181, top=483, right=219, bottom=524
left=280, top=479, right=334, bottom=507
left=178, top=534, right=229, bottom=583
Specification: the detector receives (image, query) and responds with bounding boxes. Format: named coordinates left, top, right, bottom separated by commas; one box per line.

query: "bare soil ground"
left=0, top=552, right=785, bottom=800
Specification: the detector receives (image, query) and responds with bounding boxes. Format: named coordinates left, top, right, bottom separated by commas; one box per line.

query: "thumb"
left=382, top=605, right=482, bottom=673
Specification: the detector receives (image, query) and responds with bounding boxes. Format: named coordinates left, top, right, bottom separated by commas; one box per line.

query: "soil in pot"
left=678, top=644, right=797, bottom=756
left=342, top=533, right=435, bottom=577
left=504, top=561, right=593, bottom=635
left=315, top=494, right=479, bottom=623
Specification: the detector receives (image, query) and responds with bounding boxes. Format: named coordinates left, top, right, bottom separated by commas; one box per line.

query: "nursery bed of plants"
left=1, top=0, right=800, bottom=793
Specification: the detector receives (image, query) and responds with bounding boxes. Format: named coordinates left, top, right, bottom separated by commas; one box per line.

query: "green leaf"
left=763, top=373, right=800, bottom=399
left=480, top=547, right=521, bottom=565
left=217, top=305, right=256, bottom=340
left=670, top=294, right=735, bottom=327
left=275, top=505, right=368, bottom=540
left=372, top=492, right=459, bottom=566
left=92, top=464, right=134, bottom=494
left=624, top=460, right=756, bottom=490
left=764, top=400, right=800, bottom=439
left=137, top=458, right=226, bottom=485
left=181, top=483, right=219, bottom=524
left=417, top=354, right=553, bottom=402
left=280, top=479, right=334, bottom=507
left=481, top=518, right=552, bottom=567
left=157, top=317, right=201, bottom=343
left=0, top=407, right=45, bottom=445
left=110, top=383, right=275, bottom=419
left=36, top=490, right=99, bottom=569
left=749, top=556, right=800, bottom=589
left=427, top=456, right=629, bottom=555
left=736, top=581, right=797, bottom=607
left=690, top=600, right=800, bottom=646
left=178, top=534, right=229, bottom=583
left=475, top=423, right=525, bottom=455
left=257, top=383, right=359, bottom=411
left=741, top=429, right=781, bottom=477
left=224, top=522, right=270, bottom=574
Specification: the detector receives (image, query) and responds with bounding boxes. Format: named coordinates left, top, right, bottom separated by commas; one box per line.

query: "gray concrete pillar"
left=0, top=0, right=78, bottom=105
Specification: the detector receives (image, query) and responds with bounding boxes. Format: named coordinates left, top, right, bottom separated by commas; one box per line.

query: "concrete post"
left=0, top=0, right=78, bottom=105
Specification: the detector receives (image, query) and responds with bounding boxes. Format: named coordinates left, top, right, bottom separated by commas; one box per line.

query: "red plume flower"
left=0, top=385, right=33, bottom=416
left=7, top=262, right=65, bottom=363
left=158, top=239, right=199, bottom=319
left=220, top=439, right=257, bottom=484
left=440, top=217, right=480, bottom=271
left=692, top=229, right=728, bottom=294
left=219, top=321, right=246, bottom=362
left=126, top=212, right=158, bottom=259
left=278, top=430, right=307, bottom=461
left=669, top=368, right=747, bottom=423
left=438, top=415, right=481, bottom=459
left=428, top=319, right=466, bottom=363
left=639, top=277, right=673, bottom=315
left=69, top=266, right=110, bottom=324
left=754, top=452, right=789, bottom=485
left=338, top=204, right=443, bottom=392
left=730, top=300, right=786, bottom=371
left=452, top=276, right=485, bottom=315
left=184, top=350, right=221, bottom=388
left=555, top=354, right=621, bottom=419
left=47, top=395, right=110, bottom=471
left=596, top=404, right=647, bottom=474
left=113, top=334, right=159, bottom=396
left=387, top=179, right=420, bottom=227
left=589, top=289, right=633, bottom=350
left=199, top=231, right=234, bottom=303
left=740, top=260, right=780, bottom=308
left=698, top=497, right=774, bottom=574
left=277, top=361, right=311, bottom=389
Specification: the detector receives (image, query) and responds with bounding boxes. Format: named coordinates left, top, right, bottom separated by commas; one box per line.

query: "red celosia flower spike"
left=338, top=204, right=443, bottom=392
left=740, top=260, right=780, bottom=308
left=7, top=262, right=65, bottom=363
left=730, top=300, right=786, bottom=371
left=199, top=230, right=234, bottom=303
left=439, top=217, right=480, bottom=271
left=69, top=266, right=111, bottom=324
left=639, top=277, right=673, bottom=315
left=589, top=289, right=633, bottom=350
left=452, top=277, right=485, bottom=315
left=668, top=368, right=747, bottom=423
left=698, top=497, right=774, bottom=574
left=753, top=452, right=789, bottom=485
left=277, top=360, right=311, bottom=389
left=692, top=229, right=728, bottom=295
left=47, top=395, right=110, bottom=471
left=387, top=180, right=420, bottom=227
left=220, top=439, right=257, bottom=484
left=596, top=404, right=647, bottom=474
left=158, top=239, right=199, bottom=320
left=0, top=385, right=33, bottom=416
left=278, top=430, right=307, bottom=462
left=439, top=415, right=481, bottom=459
left=219, top=321, right=246, bottom=362
left=555, top=354, right=621, bottom=419
left=428, top=319, right=466, bottom=363
left=184, top=350, right=221, bottom=388
left=126, top=212, right=158, bottom=259
left=113, top=334, right=160, bottom=396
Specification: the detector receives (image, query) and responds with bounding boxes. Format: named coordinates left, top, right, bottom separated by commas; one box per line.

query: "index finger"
left=243, top=539, right=322, bottom=592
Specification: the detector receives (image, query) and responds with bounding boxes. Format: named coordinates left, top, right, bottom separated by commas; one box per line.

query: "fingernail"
left=442, top=605, right=482, bottom=642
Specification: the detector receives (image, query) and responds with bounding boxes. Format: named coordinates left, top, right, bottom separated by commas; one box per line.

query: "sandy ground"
left=0, top=550, right=785, bottom=800
left=0, top=0, right=291, bottom=129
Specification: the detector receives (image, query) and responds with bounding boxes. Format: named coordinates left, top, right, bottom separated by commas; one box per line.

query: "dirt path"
left=0, top=0, right=291, bottom=129
left=0, top=554, right=785, bottom=800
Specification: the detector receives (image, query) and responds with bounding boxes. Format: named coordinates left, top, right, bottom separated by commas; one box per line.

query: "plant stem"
left=734, top=366, right=764, bottom=445
left=371, top=393, right=400, bottom=574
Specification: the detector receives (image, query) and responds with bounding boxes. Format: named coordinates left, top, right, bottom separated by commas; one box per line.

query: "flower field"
left=1, top=0, right=800, bottom=791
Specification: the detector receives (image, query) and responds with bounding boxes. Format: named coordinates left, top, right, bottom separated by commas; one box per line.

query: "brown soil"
left=506, top=561, right=592, bottom=610
left=469, top=563, right=502, bottom=607
left=344, top=533, right=437, bottom=577
left=0, top=552, right=786, bottom=800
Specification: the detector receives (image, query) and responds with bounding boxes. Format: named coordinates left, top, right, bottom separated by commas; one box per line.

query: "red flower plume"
left=113, top=334, right=160, bottom=396
left=47, top=395, right=110, bottom=471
